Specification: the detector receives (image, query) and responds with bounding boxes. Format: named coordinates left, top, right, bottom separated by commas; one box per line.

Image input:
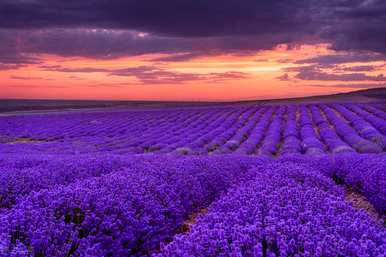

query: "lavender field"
left=0, top=102, right=385, bottom=256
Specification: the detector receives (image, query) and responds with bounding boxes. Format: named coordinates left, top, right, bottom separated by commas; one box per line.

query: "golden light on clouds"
left=1, top=44, right=385, bottom=101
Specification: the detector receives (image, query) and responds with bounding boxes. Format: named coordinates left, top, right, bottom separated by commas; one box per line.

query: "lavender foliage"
left=0, top=102, right=385, bottom=256
left=156, top=161, right=385, bottom=256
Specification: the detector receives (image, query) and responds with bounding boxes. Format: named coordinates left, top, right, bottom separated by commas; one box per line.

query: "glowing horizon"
left=0, top=1, right=385, bottom=101
left=1, top=44, right=385, bottom=101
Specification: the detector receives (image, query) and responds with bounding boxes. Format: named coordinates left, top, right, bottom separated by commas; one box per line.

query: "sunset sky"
left=1, top=0, right=385, bottom=101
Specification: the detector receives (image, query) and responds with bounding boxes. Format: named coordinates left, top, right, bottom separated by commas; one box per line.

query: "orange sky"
left=1, top=44, right=385, bottom=101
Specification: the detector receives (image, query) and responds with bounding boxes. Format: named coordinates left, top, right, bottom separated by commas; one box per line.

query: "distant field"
left=1, top=102, right=385, bottom=156
left=1, top=87, right=385, bottom=113
left=0, top=90, right=385, bottom=256
left=0, top=99, right=219, bottom=113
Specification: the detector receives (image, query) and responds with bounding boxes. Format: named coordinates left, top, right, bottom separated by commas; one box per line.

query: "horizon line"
left=1, top=87, right=385, bottom=103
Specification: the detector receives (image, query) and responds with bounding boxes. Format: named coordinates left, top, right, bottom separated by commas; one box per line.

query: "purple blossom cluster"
left=333, top=154, right=386, bottom=213
left=205, top=107, right=257, bottom=154
left=309, top=105, right=355, bottom=154
left=346, top=104, right=386, bottom=135
left=299, top=106, right=325, bottom=154
left=320, top=105, right=382, bottom=153
left=362, top=105, right=386, bottom=121
left=0, top=102, right=385, bottom=257
left=0, top=155, right=266, bottom=256
left=0, top=154, right=132, bottom=208
left=156, top=161, right=385, bottom=256
left=1, top=103, right=384, bottom=155
left=278, top=153, right=386, bottom=215
left=235, top=107, right=274, bottom=155
left=258, top=107, right=285, bottom=156
left=331, top=104, right=386, bottom=149
left=281, top=105, right=301, bottom=155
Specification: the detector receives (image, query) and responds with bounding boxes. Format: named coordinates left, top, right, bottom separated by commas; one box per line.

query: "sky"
left=0, top=0, right=386, bottom=101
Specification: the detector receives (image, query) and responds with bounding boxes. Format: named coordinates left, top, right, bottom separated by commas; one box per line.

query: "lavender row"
left=0, top=155, right=266, bottom=256
left=362, top=104, right=386, bottom=120
left=258, top=106, right=284, bottom=155
left=299, top=105, right=325, bottom=154
left=235, top=107, right=274, bottom=154
left=280, top=105, right=301, bottom=155
left=333, top=154, right=386, bottom=213
left=0, top=154, right=133, bottom=209
left=331, top=104, right=386, bottom=149
left=310, top=105, right=355, bottom=153
left=320, top=104, right=382, bottom=153
left=215, top=108, right=262, bottom=154
left=346, top=104, right=386, bottom=135
left=156, top=161, right=385, bottom=256
left=1, top=103, right=385, bottom=155
left=205, top=108, right=256, bottom=153
left=280, top=153, right=386, bottom=214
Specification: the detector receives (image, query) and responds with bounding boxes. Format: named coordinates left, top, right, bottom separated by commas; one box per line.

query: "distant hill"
left=253, top=87, right=386, bottom=105
left=0, top=87, right=385, bottom=114
left=338, top=87, right=386, bottom=99
left=0, top=99, right=221, bottom=114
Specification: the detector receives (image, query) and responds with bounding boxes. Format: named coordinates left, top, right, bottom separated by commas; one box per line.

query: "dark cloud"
left=0, top=0, right=329, bottom=63
left=254, top=58, right=270, bottom=63
left=0, top=29, right=310, bottom=64
left=10, top=85, right=69, bottom=89
left=206, top=72, right=251, bottom=83
left=295, top=52, right=385, bottom=65
left=0, top=1, right=315, bottom=37
left=0, top=30, right=42, bottom=65
left=282, top=66, right=309, bottom=73
left=304, top=83, right=386, bottom=89
left=40, top=64, right=250, bottom=84
left=276, top=73, right=290, bottom=81
left=320, top=0, right=386, bottom=54
left=0, top=0, right=384, bottom=64
left=40, top=65, right=110, bottom=73
left=338, top=65, right=378, bottom=72
left=277, top=58, right=294, bottom=64
left=9, top=75, right=53, bottom=81
left=80, top=83, right=125, bottom=88
left=0, top=53, right=39, bottom=65
left=150, top=53, right=204, bottom=62
left=0, top=64, right=25, bottom=70
left=67, top=75, right=86, bottom=80
left=110, top=68, right=250, bottom=84
left=293, top=66, right=386, bottom=82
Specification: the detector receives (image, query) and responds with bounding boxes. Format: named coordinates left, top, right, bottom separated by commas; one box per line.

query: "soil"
left=345, top=187, right=385, bottom=225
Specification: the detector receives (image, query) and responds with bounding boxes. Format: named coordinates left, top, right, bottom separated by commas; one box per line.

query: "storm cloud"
left=0, top=0, right=384, bottom=63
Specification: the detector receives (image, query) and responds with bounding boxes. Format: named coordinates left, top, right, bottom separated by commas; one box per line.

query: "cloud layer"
left=0, top=0, right=385, bottom=65
left=40, top=65, right=250, bottom=84
left=1, top=0, right=385, bottom=100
